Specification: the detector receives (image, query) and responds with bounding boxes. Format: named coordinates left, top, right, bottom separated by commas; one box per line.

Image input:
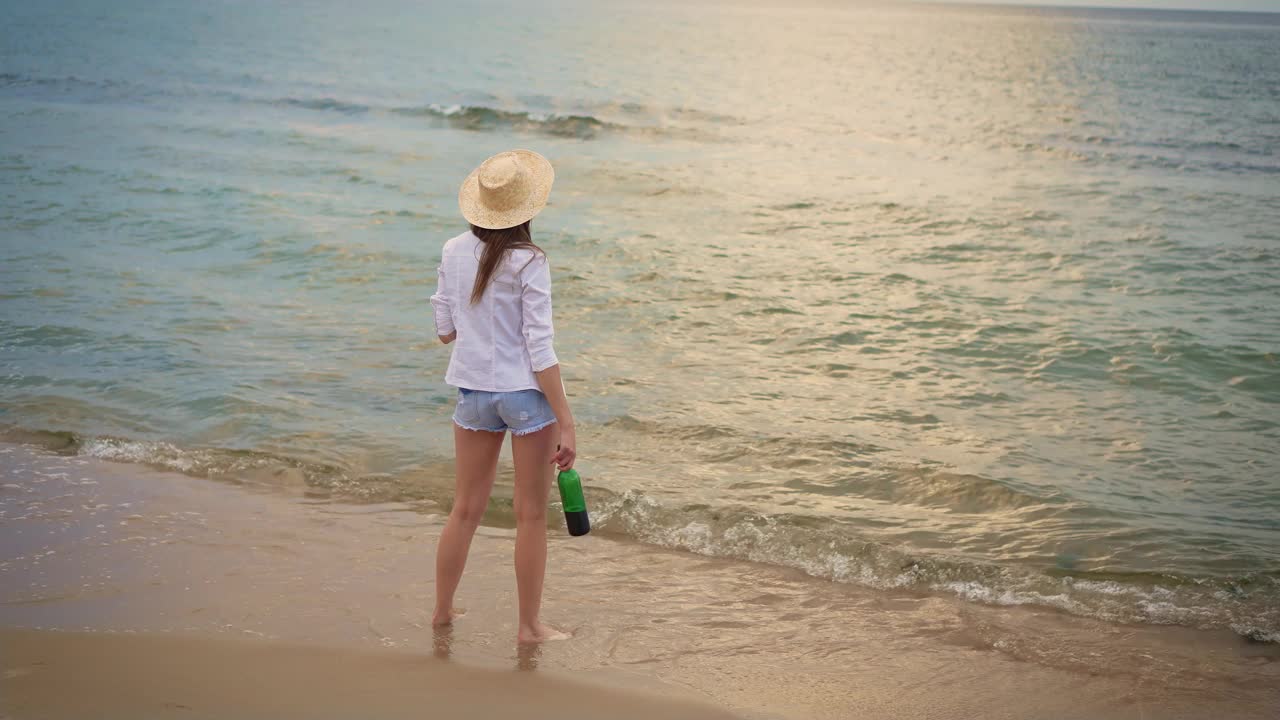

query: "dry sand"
left=0, top=627, right=738, bottom=720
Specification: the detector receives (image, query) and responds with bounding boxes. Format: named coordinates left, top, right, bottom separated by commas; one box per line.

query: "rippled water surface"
left=2, top=0, right=1278, bottom=639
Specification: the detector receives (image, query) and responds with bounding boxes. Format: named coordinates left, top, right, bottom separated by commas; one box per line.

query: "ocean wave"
left=274, top=96, right=371, bottom=114
left=1014, top=136, right=1280, bottom=175
left=390, top=103, right=618, bottom=139
left=0, top=72, right=116, bottom=90
left=247, top=94, right=709, bottom=140
left=0, top=71, right=714, bottom=141
left=588, top=488, right=1280, bottom=642
left=267, top=95, right=614, bottom=135
left=0, top=72, right=155, bottom=104
left=599, top=415, right=1058, bottom=514
left=0, top=426, right=433, bottom=503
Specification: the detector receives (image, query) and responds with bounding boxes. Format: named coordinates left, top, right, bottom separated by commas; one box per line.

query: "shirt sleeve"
left=429, top=256, right=455, bottom=336
left=520, top=252, right=559, bottom=372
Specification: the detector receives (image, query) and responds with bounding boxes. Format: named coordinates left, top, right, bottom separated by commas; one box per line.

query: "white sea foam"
left=592, top=489, right=1279, bottom=642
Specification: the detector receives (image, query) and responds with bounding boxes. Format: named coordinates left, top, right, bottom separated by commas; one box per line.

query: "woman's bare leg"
left=510, top=423, right=565, bottom=642
left=432, top=424, right=504, bottom=626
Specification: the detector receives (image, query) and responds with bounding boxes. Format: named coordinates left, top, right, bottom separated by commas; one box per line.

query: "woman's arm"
left=429, top=255, right=455, bottom=344
left=522, top=253, right=575, bottom=469
left=534, top=364, right=575, bottom=470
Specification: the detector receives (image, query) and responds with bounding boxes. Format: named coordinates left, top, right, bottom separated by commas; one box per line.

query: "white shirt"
left=430, top=230, right=559, bottom=392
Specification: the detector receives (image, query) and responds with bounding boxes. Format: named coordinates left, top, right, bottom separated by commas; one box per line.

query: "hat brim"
left=458, top=149, right=555, bottom=230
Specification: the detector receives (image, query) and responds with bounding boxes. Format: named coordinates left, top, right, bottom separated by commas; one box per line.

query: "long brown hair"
left=469, top=221, right=543, bottom=304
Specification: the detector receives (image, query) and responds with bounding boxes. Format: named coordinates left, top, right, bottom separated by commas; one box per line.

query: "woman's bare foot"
left=517, top=621, right=570, bottom=644
left=431, top=607, right=466, bottom=627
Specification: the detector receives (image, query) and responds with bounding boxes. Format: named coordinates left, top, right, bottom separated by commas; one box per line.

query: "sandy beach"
left=1, top=440, right=1276, bottom=719
left=1, top=627, right=739, bottom=720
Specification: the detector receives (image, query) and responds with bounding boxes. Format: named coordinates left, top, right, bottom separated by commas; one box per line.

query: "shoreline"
left=5, top=423, right=1274, bottom=646
left=2, top=441, right=1277, bottom=719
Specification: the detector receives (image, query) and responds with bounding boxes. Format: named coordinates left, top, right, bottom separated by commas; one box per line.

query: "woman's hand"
left=439, top=331, right=457, bottom=344
left=551, top=424, right=576, bottom=471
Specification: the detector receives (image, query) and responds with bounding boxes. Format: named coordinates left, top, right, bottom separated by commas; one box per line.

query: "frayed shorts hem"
left=510, top=417, right=557, bottom=437
left=453, top=420, right=506, bottom=434
left=452, top=417, right=557, bottom=436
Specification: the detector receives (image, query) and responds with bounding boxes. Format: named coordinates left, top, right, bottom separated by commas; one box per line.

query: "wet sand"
left=1, top=441, right=1277, bottom=719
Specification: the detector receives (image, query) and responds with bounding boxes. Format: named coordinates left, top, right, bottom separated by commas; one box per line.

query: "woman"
left=429, top=149, right=576, bottom=644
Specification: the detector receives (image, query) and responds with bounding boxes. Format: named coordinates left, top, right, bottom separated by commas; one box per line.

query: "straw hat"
left=458, top=149, right=554, bottom=229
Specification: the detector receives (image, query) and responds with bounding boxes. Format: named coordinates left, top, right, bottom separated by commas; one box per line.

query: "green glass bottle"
left=556, top=469, right=590, bottom=536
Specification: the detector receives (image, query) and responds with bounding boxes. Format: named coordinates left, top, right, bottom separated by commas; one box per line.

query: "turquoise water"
left=2, top=0, right=1278, bottom=639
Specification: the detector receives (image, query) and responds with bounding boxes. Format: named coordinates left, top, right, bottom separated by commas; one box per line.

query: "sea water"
left=1, top=0, right=1277, bottom=641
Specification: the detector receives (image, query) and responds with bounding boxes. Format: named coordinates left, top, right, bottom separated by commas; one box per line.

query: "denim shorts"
left=452, top=387, right=557, bottom=436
